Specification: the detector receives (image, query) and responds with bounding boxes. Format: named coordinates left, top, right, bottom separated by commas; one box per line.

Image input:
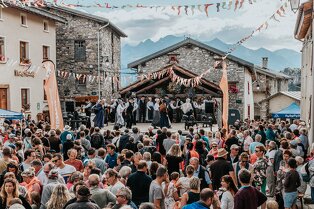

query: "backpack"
left=301, top=162, right=313, bottom=182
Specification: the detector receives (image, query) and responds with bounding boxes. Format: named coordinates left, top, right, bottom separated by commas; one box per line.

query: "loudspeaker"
left=205, top=102, right=214, bottom=114
left=65, top=101, right=75, bottom=113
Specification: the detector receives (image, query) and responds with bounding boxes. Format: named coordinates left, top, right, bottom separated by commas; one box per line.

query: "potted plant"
left=21, top=58, right=31, bottom=65
left=0, top=55, right=5, bottom=62
left=228, top=85, right=239, bottom=94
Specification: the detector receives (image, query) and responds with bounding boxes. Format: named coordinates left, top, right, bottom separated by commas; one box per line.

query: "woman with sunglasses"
left=219, top=175, right=238, bottom=209
left=252, top=145, right=268, bottom=194
left=0, top=178, right=31, bottom=209
left=232, top=153, right=252, bottom=188
left=208, top=142, right=219, bottom=159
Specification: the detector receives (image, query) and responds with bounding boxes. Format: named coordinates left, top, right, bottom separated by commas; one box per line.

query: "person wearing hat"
left=227, top=144, right=240, bottom=164
left=115, top=99, right=125, bottom=128
left=210, top=148, right=237, bottom=190
left=4, top=133, right=15, bottom=148
left=20, top=168, right=41, bottom=199
left=60, top=125, right=73, bottom=145
left=65, top=185, right=101, bottom=209
left=40, top=169, right=63, bottom=209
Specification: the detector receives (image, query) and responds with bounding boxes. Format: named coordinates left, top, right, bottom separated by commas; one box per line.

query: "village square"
left=0, top=0, right=313, bottom=209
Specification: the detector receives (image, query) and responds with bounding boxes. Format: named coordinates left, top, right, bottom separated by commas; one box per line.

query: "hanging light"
left=290, top=0, right=300, bottom=13
left=256, top=83, right=260, bottom=90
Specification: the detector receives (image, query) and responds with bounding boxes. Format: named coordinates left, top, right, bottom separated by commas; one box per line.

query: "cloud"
left=93, top=0, right=303, bottom=51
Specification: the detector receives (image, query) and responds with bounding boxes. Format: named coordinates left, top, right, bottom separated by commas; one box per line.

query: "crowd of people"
left=0, top=115, right=313, bottom=209
left=87, top=96, right=216, bottom=129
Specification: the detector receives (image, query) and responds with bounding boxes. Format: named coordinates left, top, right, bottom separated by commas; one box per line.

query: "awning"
left=0, top=109, right=23, bottom=120
left=271, top=102, right=300, bottom=119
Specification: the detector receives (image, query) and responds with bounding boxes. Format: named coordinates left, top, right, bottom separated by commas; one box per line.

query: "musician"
left=138, top=96, right=146, bottom=123
left=147, top=97, right=154, bottom=121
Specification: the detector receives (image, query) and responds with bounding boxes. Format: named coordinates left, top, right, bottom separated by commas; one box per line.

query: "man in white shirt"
left=52, top=153, right=76, bottom=183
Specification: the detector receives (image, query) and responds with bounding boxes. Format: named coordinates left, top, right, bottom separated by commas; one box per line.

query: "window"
left=20, top=14, right=27, bottom=26
left=43, top=81, right=47, bottom=101
left=43, top=46, right=49, bottom=60
left=0, top=37, right=5, bottom=62
left=20, top=41, right=29, bottom=63
left=78, top=75, right=86, bottom=85
left=74, top=40, right=86, bottom=61
left=43, top=20, right=49, bottom=31
left=247, top=104, right=251, bottom=119
left=21, top=88, right=30, bottom=111
left=247, top=81, right=250, bottom=94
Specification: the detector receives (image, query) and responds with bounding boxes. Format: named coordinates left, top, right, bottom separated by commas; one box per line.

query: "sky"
left=68, top=0, right=306, bottom=51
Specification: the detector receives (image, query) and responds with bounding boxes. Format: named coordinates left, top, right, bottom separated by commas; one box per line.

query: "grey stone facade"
left=132, top=41, right=253, bottom=119
left=253, top=67, right=290, bottom=119
left=45, top=7, right=126, bottom=104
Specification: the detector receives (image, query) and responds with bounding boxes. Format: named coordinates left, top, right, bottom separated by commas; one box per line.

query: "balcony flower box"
left=20, top=58, right=31, bottom=65
left=0, top=55, right=6, bottom=62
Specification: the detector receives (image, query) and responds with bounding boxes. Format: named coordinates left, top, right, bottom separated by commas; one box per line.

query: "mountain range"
left=121, top=35, right=301, bottom=72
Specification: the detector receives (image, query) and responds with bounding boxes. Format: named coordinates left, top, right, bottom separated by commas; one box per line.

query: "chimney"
left=262, top=57, right=268, bottom=69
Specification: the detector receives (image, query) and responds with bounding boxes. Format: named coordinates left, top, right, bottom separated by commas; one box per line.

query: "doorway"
left=0, top=88, right=7, bottom=109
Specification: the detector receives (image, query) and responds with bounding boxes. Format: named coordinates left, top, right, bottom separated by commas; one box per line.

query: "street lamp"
left=97, top=22, right=110, bottom=100
left=256, top=83, right=260, bottom=90
left=290, top=0, right=300, bottom=13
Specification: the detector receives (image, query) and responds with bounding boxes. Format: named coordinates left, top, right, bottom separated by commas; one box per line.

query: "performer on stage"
left=147, top=97, right=154, bottom=121
left=175, top=97, right=183, bottom=122
left=126, top=98, right=135, bottom=129
left=115, top=99, right=125, bottom=128
left=168, top=99, right=176, bottom=123
left=93, top=99, right=105, bottom=128
left=181, top=98, right=193, bottom=116
left=160, top=100, right=170, bottom=128
left=152, top=98, right=160, bottom=128
left=138, top=96, right=146, bottom=123
left=83, top=99, right=92, bottom=128
left=132, top=98, right=139, bottom=125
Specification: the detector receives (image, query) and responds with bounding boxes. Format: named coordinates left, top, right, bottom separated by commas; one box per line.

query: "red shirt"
left=64, top=159, right=84, bottom=171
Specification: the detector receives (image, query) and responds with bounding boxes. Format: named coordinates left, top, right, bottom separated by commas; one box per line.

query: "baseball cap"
left=230, top=144, right=240, bottom=150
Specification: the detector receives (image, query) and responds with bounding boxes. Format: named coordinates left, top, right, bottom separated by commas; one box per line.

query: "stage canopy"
left=271, top=102, right=300, bottom=119
left=0, top=109, right=23, bottom=120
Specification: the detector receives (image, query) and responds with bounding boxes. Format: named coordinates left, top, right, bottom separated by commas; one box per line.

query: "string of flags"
left=1, top=0, right=261, bottom=16
left=138, top=0, right=291, bottom=87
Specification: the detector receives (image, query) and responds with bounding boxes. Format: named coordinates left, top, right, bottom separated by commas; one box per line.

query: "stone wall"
left=137, top=44, right=249, bottom=119
left=52, top=10, right=121, bottom=100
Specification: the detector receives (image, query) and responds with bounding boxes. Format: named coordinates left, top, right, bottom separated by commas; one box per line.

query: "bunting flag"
left=0, top=0, right=261, bottom=16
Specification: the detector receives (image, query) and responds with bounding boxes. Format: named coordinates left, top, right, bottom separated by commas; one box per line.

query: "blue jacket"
left=183, top=201, right=209, bottom=209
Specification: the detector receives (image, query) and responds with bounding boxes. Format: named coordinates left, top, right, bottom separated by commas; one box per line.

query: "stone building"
left=259, top=91, right=300, bottom=118
left=294, top=0, right=314, bottom=144
left=253, top=58, right=291, bottom=119
left=44, top=6, right=127, bottom=110
left=122, top=38, right=256, bottom=121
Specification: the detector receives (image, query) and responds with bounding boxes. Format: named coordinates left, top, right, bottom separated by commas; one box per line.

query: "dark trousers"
left=126, top=114, right=134, bottom=129
left=168, top=111, right=174, bottom=123
left=176, top=109, right=182, bottom=122
left=138, top=108, right=146, bottom=123
left=148, top=109, right=154, bottom=121
left=133, top=111, right=137, bottom=125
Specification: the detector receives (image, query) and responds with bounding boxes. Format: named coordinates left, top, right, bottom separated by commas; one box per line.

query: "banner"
left=219, top=60, right=229, bottom=129
left=42, top=60, right=64, bottom=130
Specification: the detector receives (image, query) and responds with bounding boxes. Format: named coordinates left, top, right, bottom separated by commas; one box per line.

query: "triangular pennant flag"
left=222, top=2, right=227, bottom=9
left=239, top=0, right=244, bottom=9
left=228, top=0, right=233, bottom=10
left=204, top=4, right=213, bottom=16
left=271, top=14, right=280, bottom=22
left=177, top=6, right=181, bottom=15
left=198, top=5, right=203, bottom=12
left=277, top=9, right=284, bottom=17
left=184, top=5, right=188, bottom=15
left=191, top=5, right=195, bottom=15
left=216, top=3, right=220, bottom=12
left=234, top=0, right=239, bottom=11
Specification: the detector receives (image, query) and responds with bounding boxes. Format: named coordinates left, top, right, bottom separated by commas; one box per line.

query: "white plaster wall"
left=0, top=7, right=57, bottom=120
left=244, top=68, right=254, bottom=120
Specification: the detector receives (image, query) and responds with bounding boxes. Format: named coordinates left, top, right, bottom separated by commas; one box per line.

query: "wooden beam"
left=136, top=77, right=170, bottom=94
left=195, top=85, right=222, bottom=97
left=120, top=79, right=150, bottom=94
